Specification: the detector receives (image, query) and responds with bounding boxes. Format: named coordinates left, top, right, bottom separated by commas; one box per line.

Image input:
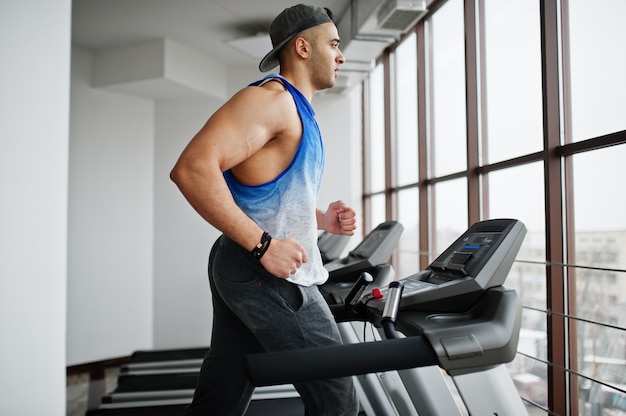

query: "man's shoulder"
left=231, top=81, right=291, bottom=103
left=257, top=76, right=288, bottom=91
left=224, top=83, right=295, bottom=119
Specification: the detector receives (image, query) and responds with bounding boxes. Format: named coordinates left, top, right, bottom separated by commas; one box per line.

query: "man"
left=170, top=4, right=360, bottom=416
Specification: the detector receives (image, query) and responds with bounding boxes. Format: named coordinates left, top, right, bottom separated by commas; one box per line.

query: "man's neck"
left=278, top=70, right=317, bottom=103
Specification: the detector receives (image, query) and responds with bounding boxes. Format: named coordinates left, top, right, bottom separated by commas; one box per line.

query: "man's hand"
left=319, top=200, right=357, bottom=236
left=260, top=238, right=309, bottom=279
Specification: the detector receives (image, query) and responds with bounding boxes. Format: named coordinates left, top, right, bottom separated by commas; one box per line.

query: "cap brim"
left=258, top=36, right=293, bottom=72
left=258, top=50, right=279, bottom=72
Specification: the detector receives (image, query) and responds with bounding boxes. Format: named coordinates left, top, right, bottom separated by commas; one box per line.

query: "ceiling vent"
left=377, top=0, right=428, bottom=33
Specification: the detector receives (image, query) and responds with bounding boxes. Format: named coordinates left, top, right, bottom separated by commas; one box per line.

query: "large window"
left=361, top=0, right=626, bottom=414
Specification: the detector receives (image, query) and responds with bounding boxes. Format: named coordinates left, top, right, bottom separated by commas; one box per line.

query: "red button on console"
left=371, top=288, right=384, bottom=299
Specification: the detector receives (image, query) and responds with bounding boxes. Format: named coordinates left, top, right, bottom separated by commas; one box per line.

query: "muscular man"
left=170, top=4, right=359, bottom=415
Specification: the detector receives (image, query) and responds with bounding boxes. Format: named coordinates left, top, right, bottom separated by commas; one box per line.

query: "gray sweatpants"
left=182, top=235, right=359, bottom=416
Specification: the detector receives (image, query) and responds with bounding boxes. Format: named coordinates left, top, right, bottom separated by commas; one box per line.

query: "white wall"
left=153, top=98, right=222, bottom=349
left=67, top=48, right=154, bottom=365
left=315, top=86, right=364, bottom=250
left=0, top=1, right=71, bottom=414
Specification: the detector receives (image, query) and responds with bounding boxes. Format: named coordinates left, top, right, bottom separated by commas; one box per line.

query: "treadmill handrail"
left=244, top=335, right=438, bottom=387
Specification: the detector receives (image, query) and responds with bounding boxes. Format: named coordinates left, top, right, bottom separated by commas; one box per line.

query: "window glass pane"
left=397, top=187, right=419, bottom=278
left=572, top=145, right=626, bottom=236
left=573, top=321, right=626, bottom=415
left=430, top=0, right=467, bottom=177
left=368, top=64, right=386, bottom=192
left=433, top=178, right=467, bottom=258
left=568, top=0, right=626, bottom=141
left=368, top=194, right=387, bottom=234
left=572, top=261, right=626, bottom=326
left=483, top=0, right=543, bottom=163
left=395, top=33, right=419, bottom=186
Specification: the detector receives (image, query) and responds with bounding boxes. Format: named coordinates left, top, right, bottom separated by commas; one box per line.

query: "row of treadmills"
left=87, top=219, right=531, bottom=415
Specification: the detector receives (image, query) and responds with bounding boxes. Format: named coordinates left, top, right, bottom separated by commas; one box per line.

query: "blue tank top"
left=224, top=75, right=329, bottom=286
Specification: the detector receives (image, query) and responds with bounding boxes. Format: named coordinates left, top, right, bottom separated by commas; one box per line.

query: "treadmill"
left=245, top=218, right=530, bottom=415
left=87, top=221, right=403, bottom=415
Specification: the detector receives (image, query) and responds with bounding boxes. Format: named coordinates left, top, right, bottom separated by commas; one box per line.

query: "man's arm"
left=170, top=86, right=308, bottom=278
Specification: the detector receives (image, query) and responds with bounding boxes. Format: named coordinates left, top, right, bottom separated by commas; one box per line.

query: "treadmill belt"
left=114, top=373, right=198, bottom=393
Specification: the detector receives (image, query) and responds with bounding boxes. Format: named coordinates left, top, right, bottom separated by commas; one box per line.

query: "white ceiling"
left=71, top=0, right=438, bottom=98
left=72, top=0, right=353, bottom=73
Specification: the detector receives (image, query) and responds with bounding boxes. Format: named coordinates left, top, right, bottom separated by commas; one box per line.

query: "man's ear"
left=294, top=37, right=310, bottom=59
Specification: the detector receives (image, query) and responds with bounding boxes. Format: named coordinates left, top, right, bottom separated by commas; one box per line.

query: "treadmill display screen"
left=429, top=232, right=503, bottom=278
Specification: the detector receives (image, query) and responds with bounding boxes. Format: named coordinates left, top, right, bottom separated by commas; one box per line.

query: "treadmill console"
left=324, top=220, right=404, bottom=282
left=318, top=232, right=351, bottom=263
left=370, top=218, right=526, bottom=312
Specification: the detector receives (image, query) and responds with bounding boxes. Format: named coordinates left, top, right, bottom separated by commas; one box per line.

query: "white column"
left=0, top=1, right=71, bottom=414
